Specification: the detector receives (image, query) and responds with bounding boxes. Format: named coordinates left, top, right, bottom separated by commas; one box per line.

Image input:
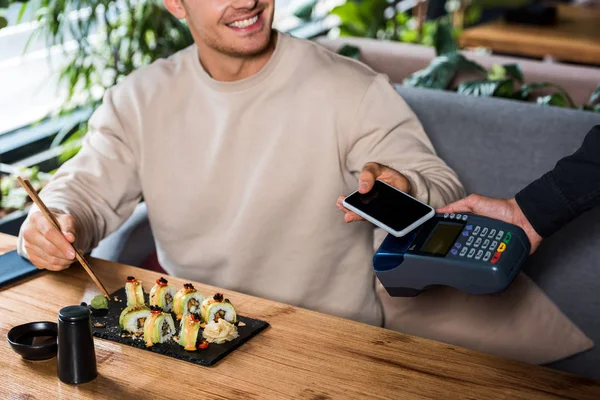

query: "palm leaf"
left=457, top=79, right=514, bottom=98
left=502, top=64, right=523, bottom=82
left=337, top=44, right=361, bottom=60
left=536, top=94, right=567, bottom=107
left=404, top=54, right=485, bottom=90
left=590, top=83, right=600, bottom=105
left=520, top=82, right=575, bottom=108
left=434, top=21, right=457, bottom=56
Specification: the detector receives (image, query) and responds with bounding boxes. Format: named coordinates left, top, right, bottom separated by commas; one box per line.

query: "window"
left=0, top=0, right=77, bottom=136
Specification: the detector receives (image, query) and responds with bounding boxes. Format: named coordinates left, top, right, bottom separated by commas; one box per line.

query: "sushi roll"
left=173, top=283, right=204, bottom=320
left=178, top=313, right=202, bottom=351
left=149, top=277, right=176, bottom=312
left=119, top=304, right=151, bottom=334
left=201, top=293, right=237, bottom=324
left=143, top=306, right=176, bottom=347
left=125, top=276, right=145, bottom=307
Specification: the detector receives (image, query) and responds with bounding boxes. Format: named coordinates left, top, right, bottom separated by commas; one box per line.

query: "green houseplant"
left=21, top=0, right=194, bottom=161
left=402, top=21, right=600, bottom=111
left=0, top=166, right=52, bottom=218
left=0, top=0, right=27, bottom=29
left=1, top=0, right=36, bottom=222
left=1, top=1, right=193, bottom=228
left=328, top=0, right=462, bottom=46
left=327, top=1, right=600, bottom=111
left=31, top=0, right=193, bottom=110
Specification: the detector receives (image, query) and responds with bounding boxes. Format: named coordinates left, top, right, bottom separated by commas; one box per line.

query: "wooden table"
left=459, top=5, right=600, bottom=65
left=1, top=233, right=600, bottom=399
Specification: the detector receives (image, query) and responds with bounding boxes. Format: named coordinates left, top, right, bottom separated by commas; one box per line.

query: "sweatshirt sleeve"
left=18, top=87, right=142, bottom=256
left=515, top=125, right=600, bottom=238
left=345, top=74, right=465, bottom=208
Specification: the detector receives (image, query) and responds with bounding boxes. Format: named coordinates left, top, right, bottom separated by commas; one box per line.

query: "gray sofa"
left=92, top=86, right=600, bottom=379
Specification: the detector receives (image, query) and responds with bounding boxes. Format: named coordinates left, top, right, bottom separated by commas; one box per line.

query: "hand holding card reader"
left=374, top=213, right=530, bottom=296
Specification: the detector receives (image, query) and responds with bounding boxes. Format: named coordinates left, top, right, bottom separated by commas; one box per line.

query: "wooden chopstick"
left=17, top=177, right=111, bottom=299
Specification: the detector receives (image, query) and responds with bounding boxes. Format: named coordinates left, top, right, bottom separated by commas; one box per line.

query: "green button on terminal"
left=503, top=232, right=512, bottom=244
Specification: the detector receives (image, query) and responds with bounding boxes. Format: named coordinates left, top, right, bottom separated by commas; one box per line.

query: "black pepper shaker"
left=57, top=304, right=98, bottom=384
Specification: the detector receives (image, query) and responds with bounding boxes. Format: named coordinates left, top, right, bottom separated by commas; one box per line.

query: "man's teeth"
left=228, top=15, right=259, bottom=28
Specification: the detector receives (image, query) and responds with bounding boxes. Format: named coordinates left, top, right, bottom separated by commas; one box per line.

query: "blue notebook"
left=0, top=250, right=42, bottom=288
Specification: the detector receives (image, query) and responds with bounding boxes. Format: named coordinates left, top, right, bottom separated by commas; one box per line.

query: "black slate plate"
left=90, top=287, right=269, bottom=366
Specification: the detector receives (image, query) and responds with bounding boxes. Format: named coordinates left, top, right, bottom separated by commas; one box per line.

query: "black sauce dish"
left=6, top=321, right=58, bottom=361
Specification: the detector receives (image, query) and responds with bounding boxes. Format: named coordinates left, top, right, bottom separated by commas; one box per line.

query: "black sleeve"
left=514, top=125, right=600, bottom=238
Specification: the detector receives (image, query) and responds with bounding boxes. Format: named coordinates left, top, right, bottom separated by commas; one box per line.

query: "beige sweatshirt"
left=19, top=31, right=465, bottom=326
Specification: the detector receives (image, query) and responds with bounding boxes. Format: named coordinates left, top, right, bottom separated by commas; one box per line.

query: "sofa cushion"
left=391, top=85, right=600, bottom=378
left=376, top=275, right=593, bottom=365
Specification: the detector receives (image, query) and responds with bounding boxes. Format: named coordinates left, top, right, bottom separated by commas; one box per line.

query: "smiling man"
left=17, top=0, right=464, bottom=326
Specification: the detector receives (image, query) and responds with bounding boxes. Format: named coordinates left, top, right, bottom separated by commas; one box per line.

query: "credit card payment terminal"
left=374, top=213, right=531, bottom=296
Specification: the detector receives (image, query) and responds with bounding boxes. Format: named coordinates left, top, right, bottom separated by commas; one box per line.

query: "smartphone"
left=342, top=179, right=435, bottom=237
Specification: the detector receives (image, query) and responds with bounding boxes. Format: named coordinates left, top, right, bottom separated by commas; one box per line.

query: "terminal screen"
left=420, top=222, right=463, bottom=255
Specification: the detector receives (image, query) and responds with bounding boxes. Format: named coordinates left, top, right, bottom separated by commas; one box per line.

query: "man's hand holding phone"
left=337, top=162, right=435, bottom=237
left=336, top=162, right=411, bottom=223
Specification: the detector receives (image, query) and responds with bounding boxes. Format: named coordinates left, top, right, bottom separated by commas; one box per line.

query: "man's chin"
left=223, top=29, right=274, bottom=58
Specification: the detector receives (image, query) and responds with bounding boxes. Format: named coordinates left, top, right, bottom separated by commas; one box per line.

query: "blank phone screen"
left=344, top=180, right=432, bottom=232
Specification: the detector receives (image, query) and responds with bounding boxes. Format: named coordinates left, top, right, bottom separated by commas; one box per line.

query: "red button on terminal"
left=491, top=252, right=502, bottom=264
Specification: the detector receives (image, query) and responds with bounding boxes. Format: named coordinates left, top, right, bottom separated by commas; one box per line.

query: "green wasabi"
left=91, top=295, right=109, bottom=310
